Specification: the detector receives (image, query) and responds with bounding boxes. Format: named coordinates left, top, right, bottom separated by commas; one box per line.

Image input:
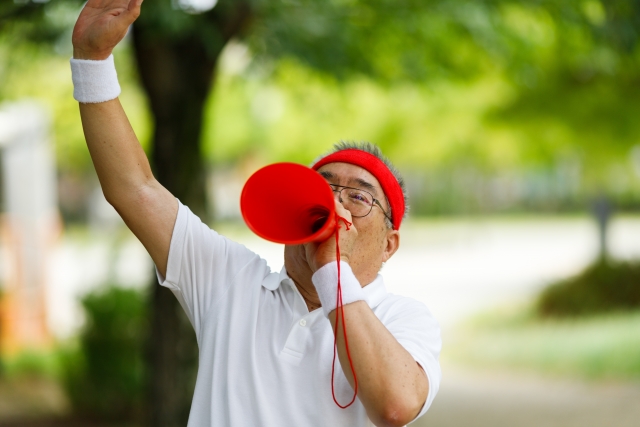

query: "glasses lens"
left=342, top=188, right=373, bottom=216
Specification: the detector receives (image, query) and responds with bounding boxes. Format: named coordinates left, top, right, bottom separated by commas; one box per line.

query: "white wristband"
left=312, top=261, right=365, bottom=317
left=70, top=54, right=121, bottom=103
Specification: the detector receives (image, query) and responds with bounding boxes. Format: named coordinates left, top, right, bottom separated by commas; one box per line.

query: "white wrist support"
left=312, top=261, right=365, bottom=317
left=70, top=54, right=121, bottom=103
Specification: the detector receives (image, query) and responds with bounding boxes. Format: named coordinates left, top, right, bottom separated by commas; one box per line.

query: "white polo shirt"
left=156, top=201, right=442, bottom=426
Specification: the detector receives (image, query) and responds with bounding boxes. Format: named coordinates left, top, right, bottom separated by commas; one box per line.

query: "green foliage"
left=448, top=308, right=640, bottom=380
left=2, top=0, right=640, bottom=213
left=62, top=285, right=147, bottom=421
left=0, top=0, right=79, bottom=46
left=206, top=58, right=518, bottom=166
left=537, top=260, right=640, bottom=317
left=0, top=0, right=151, bottom=176
left=205, top=57, right=640, bottom=214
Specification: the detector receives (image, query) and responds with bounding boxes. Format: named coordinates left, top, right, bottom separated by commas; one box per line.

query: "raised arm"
left=72, top=0, right=177, bottom=277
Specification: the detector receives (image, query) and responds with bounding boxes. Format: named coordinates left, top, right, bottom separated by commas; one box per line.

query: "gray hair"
left=313, top=141, right=409, bottom=229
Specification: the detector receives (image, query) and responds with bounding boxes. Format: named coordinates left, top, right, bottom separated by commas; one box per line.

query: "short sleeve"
left=377, top=296, right=442, bottom=423
left=155, top=199, right=268, bottom=338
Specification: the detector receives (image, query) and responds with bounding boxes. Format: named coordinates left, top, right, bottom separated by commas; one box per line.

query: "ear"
left=382, top=229, right=400, bottom=263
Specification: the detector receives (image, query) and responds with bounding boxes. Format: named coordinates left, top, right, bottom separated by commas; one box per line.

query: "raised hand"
left=72, top=0, right=143, bottom=60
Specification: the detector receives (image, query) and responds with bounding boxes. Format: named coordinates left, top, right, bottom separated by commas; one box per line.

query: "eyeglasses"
left=329, top=184, right=393, bottom=222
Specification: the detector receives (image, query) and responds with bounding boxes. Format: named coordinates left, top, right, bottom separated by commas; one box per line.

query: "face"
left=314, top=162, right=400, bottom=284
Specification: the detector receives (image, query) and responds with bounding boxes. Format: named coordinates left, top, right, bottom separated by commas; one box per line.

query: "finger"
left=304, top=240, right=320, bottom=252
left=126, top=0, right=143, bottom=21
left=334, top=200, right=352, bottom=222
left=128, top=0, right=143, bottom=12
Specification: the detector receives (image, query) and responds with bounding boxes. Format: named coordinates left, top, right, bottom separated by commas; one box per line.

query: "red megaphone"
left=240, top=163, right=337, bottom=244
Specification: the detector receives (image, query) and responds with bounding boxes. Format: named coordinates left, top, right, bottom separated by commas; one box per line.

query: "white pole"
left=0, top=101, right=60, bottom=354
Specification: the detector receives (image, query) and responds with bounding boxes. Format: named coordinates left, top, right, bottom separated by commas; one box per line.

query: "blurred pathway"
left=237, top=215, right=640, bottom=328
left=414, top=367, right=640, bottom=427
left=44, top=215, right=640, bottom=336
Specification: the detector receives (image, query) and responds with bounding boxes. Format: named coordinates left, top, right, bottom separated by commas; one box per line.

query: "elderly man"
left=71, top=1, right=441, bottom=426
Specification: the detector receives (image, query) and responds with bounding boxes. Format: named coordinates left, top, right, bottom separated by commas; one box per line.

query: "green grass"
left=446, top=306, right=640, bottom=381
left=1, top=348, right=64, bottom=379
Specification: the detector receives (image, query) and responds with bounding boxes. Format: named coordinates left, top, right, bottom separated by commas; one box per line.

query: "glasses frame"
left=329, top=184, right=393, bottom=223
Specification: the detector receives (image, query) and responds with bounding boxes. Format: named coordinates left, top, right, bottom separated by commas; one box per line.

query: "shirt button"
left=299, top=319, right=307, bottom=327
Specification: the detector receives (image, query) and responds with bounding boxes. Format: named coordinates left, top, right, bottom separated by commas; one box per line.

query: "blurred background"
left=0, top=0, right=639, bottom=426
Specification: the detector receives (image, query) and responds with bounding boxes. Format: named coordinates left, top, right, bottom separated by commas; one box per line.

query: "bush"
left=537, top=260, right=640, bottom=317
left=62, top=285, right=147, bottom=422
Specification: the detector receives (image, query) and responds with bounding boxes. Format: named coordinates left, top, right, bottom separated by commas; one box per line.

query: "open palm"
left=72, top=0, right=142, bottom=60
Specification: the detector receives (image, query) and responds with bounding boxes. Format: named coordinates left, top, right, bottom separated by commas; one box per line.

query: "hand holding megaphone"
left=303, top=200, right=358, bottom=272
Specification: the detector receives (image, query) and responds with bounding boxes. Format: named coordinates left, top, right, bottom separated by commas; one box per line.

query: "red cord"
left=331, top=214, right=358, bottom=408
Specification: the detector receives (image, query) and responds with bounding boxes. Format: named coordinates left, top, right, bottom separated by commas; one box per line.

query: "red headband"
left=312, top=149, right=405, bottom=230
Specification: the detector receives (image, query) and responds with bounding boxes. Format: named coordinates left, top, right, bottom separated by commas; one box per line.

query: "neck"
left=293, top=278, right=322, bottom=312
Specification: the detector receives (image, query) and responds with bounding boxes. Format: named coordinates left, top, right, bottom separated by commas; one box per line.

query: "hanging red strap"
left=331, top=214, right=358, bottom=408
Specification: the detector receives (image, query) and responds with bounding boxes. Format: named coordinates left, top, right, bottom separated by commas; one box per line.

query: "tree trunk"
left=130, top=3, right=252, bottom=425
left=132, top=29, right=215, bottom=427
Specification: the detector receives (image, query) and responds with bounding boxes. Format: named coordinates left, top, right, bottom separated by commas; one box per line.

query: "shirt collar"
left=361, top=273, right=388, bottom=309
left=266, top=266, right=388, bottom=310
